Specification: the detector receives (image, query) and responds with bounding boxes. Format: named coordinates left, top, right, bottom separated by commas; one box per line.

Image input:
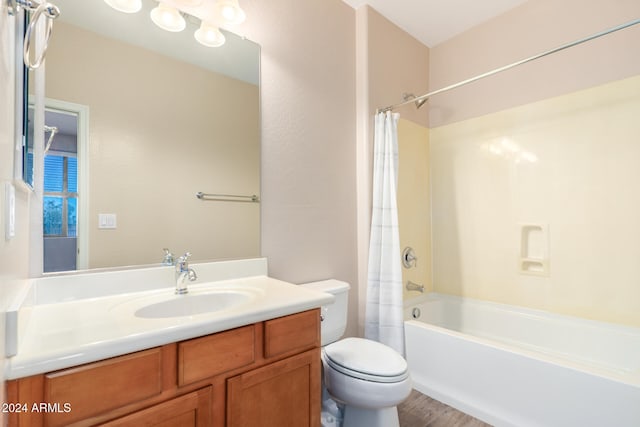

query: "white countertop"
left=5, top=260, right=334, bottom=380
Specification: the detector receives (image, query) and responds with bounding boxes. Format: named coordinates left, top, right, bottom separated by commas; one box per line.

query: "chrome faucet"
left=161, top=248, right=174, bottom=266
left=175, top=252, right=197, bottom=294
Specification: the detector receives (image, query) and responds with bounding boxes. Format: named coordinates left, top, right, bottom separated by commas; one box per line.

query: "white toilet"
left=302, top=280, right=412, bottom=427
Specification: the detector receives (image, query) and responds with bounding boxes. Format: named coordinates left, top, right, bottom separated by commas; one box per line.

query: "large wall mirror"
left=39, top=0, right=260, bottom=272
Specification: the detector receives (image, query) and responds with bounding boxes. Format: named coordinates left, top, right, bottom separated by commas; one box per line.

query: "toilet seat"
left=322, top=337, right=409, bottom=383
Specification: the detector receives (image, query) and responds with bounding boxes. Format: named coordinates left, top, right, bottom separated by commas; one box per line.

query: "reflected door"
left=41, top=109, right=80, bottom=273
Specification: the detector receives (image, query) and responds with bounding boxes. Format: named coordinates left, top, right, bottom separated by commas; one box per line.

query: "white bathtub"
left=404, top=293, right=640, bottom=427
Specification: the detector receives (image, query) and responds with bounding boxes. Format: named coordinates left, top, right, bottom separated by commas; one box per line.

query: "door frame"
left=43, top=98, right=90, bottom=270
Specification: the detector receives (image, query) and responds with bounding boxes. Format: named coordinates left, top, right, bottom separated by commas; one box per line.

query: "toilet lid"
left=323, top=337, right=409, bottom=383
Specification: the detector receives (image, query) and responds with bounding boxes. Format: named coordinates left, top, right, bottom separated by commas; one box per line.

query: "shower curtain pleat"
left=365, top=111, right=405, bottom=356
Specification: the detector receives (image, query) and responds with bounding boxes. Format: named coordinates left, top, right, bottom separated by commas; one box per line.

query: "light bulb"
left=150, top=2, right=186, bottom=32
left=215, top=0, right=246, bottom=25
left=195, top=22, right=226, bottom=47
left=104, top=0, right=142, bottom=13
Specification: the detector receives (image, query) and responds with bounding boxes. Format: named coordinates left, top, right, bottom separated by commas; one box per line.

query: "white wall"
left=0, top=6, right=32, bottom=419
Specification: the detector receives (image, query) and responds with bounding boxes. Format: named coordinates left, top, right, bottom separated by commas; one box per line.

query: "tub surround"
left=430, top=74, right=640, bottom=327
left=397, top=118, right=431, bottom=300
left=5, top=258, right=334, bottom=380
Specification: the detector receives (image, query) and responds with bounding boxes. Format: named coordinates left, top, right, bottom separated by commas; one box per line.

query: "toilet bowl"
left=301, top=280, right=412, bottom=427
left=322, top=337, right=412, bottom=427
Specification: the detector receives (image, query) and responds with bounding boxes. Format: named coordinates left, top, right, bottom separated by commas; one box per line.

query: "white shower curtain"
left=365, top=111, right=404, bottom=356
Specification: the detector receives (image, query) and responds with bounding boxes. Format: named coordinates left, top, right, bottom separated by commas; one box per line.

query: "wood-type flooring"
left=398, top=390, right=492, bottom=427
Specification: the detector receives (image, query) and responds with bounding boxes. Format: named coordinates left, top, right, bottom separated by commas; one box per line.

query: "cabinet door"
left=227, top=349, right=320, bottom=427
left=99, top=387, right=211, bottom=427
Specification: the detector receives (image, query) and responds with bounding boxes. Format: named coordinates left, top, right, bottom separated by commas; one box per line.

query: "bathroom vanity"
left=7, top=310, right=320, bottom=426
left=5, top=259, right=332, bottom=426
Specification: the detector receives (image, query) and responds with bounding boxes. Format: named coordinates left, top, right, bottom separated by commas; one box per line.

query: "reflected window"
left=43, top=155, right=77, bottom=237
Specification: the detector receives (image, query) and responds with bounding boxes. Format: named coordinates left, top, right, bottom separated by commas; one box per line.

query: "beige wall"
left=0, top=0, right=360, bottom=406
left=1, top=0, right=362, bottom=357
left=0, top=7, right=31, bottom=421
left=46, top=23, right=260, bottom=268
left=240, top=0, right=360, bottom=336
left=429, top=0, right=640, bottom=127
left=9, top=0, right=636, bottom=400
left=366, top=7, right=429, bottom=127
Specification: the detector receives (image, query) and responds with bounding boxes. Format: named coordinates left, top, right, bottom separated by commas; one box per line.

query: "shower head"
left=414, top=97, right=428, bottom=109
left=403, top=92, right=428, bottom=109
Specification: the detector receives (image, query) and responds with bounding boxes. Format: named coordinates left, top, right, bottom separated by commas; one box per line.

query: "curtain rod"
left=377, top=18, right=640, bottom=114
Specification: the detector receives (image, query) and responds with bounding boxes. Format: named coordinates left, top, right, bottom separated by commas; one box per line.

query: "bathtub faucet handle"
left=402, top=247, right=418, bottom=268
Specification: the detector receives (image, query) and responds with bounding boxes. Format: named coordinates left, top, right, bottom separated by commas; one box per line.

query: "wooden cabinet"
left=264, top=310, right=320, bottom=359
left=227, top=349, right=320, bottom=427
left=178, top=325, right=255, bottom=387
left=6, top=309, right=321, bottom=427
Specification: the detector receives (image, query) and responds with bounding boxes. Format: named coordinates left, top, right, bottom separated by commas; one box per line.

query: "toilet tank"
left=301, top=280, right=350, bottom=346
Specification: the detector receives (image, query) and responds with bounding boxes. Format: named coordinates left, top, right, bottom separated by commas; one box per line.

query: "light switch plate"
left=98, top=213, right=117, bottom=229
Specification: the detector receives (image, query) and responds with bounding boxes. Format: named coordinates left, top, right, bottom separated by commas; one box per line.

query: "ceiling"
left=342, top=0, right=528, bottom=47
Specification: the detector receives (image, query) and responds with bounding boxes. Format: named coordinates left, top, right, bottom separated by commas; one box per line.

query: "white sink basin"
left=111, top=284, right=264, bottom=319
left=135, top=291, right=253, bottom=318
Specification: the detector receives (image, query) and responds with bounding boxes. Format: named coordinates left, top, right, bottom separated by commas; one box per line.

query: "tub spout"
left=406, top=281, right=424, bottom=293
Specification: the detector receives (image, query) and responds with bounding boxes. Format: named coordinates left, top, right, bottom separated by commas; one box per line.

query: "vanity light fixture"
left=104, top=0, right=142, bottom=14
left=104, top=0, right=246, bottom=48
left=214, top=0, right=245, bottom=25
left=195, top=22, right=226, bottom=47
left=150, top=2, right=186, bottom=32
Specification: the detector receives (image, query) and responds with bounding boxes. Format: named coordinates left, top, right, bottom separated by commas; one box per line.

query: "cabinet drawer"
left=264, top=309, right=320, bottom=359
left=178, top=325, right=255, bottom=386
left=43, top=348, right=163, bottom=426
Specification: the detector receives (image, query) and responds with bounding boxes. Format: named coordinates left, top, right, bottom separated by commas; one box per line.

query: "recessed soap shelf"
left=519, top=223, right=549, bottom=276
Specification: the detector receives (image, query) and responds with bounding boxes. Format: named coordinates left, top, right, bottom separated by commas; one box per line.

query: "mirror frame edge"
left=12, top=8, right=34, bottom=193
